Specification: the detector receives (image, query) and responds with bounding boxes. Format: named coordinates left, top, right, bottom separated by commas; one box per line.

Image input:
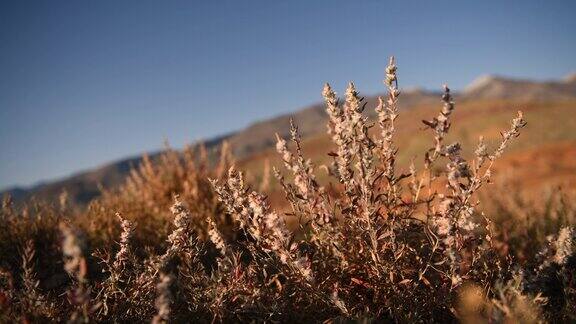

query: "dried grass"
left=0, top=58, right=574, bottom=323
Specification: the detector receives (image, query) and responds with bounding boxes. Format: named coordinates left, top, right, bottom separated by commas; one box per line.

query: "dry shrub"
left=0, top=58, right=574, bottom=323
left=482, top=185, right=576, bottom=263
left=86, top=142, right=234, bottom=250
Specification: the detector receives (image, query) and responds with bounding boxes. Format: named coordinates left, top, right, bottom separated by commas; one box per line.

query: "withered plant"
left=0, top=58, right=574, bottom=323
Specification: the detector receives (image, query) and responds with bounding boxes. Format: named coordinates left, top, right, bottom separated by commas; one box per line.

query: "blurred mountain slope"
left=3, top=74, right=575, bottom=205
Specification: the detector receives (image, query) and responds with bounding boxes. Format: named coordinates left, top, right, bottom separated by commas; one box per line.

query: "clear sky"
left=1, top=0, right=575, bottom=190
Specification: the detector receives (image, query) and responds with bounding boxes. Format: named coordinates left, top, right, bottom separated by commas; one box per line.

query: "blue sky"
left=1, top=0, right=575, bottom=190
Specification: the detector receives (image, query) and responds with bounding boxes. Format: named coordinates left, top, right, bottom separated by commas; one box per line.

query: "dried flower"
left=207, top=216, right=226, bottom=255
left=113, top=213, right=134, bottom=271
left=553, top=227, right=574, bottom=265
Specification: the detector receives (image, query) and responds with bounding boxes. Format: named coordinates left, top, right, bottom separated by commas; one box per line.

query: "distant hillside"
left=462, top=74, right=576, bottom=101
left=3, top=74, right=575, bottom=205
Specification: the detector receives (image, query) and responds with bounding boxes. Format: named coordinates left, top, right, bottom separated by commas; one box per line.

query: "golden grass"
left=1, top=62, right=574, bottom=323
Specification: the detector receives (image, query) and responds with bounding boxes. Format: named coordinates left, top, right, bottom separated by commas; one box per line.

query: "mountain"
left=3, top=74, right=576, bottom=205
left=462, top=74, right=576, bottom=101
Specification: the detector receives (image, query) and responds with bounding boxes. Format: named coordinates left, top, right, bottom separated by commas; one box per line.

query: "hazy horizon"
left=2, top=0, right=575, bottom=190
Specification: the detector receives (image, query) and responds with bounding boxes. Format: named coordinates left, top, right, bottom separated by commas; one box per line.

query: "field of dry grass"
left=1, top=60, right=575, bottom=323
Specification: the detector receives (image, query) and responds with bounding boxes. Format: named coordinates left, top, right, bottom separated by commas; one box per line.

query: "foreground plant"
left=208, top=57, right=531, bottom=321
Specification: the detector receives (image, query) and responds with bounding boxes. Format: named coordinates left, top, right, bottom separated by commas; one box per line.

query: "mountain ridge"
left=462, top=73, right=576, bottom=101
left=3, top=73, right=575, bottom=205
